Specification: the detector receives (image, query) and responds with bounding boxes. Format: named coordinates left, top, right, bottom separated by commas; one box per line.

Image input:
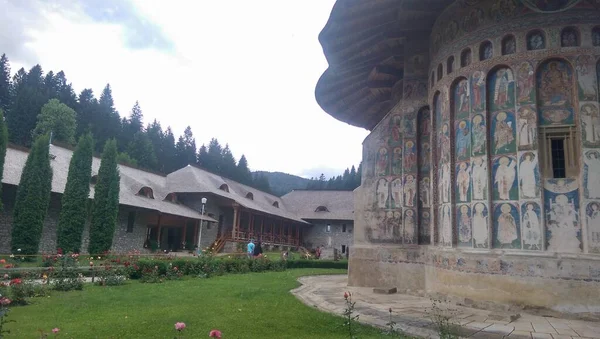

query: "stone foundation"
left=349, top=245, right=600, bottom=319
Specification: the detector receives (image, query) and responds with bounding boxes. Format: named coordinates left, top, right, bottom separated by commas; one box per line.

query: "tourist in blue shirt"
left=247, top=240, right=255, bottom=258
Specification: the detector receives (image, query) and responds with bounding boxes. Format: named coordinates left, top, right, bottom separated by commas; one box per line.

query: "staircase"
left=298, top=246, right=311, bottom=259
left=210, top=234, right=229, bottom=254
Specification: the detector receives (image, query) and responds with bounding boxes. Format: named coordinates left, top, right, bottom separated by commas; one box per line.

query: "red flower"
left=389, top=307, right=393, bottom=314
left=10, top=278, right=22, bottom=285
left=0, top=259, right=5, bottom=264
left=0, top=297, right=11, bottom=306
left=343, top=291, right=350, bottom=300
left=57, top=248, right=63, bottom=255
left=209, top=329, right=222, bottom=338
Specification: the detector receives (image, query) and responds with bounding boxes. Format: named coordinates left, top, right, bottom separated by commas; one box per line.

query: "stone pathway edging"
left=290, top=275, right=600, bottom=339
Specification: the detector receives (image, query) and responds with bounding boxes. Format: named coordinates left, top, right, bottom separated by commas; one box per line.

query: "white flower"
left=17, top=249, right=21, bottom=252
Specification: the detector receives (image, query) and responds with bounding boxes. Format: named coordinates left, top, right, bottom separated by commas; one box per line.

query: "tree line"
left=0, top=53, right=272, bottom=194
left=305, top=164, right=362, bottom=191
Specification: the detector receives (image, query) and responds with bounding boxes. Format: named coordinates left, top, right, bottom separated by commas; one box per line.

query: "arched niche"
left=501, top=35, right=516, bottom=55
left=245, top=192, right=254, bottom=200
left=138, top=186, right=154, bottom=199
left=315, top=205, right=329, bottom=212
left=272, top=201, right=279, bottom=208
left=165, top=193, right=178, bottom=203
left=447, top=56, right=454, bottom=74
left=527, top=30, right=546, bottom=50
left=592, top=26, right=600, bottom=46
left=460, top=48, right=472, bottom=67
left=560, top=26, right=579, bottom=47
left=437, top=64, right=443, bottom=81
left=417, top=106, right=432, bottom=245
left=219, top=184, right=229, bottom=193
left=479, top=41, right=493, bottom=61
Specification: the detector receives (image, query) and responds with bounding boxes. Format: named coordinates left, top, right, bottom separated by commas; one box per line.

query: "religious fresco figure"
left=502, top=35, right=516, bottom=55
left=547, top=194, right=580, bottom=253
left=561, top=28, right=578, bottom=47
left=527, top=31, right=545, bottom=50
left=392, top=147, right=403, bottom=175
left=519, top=152, right=539, bottom=198
left=441, top=205, right=452, bottom=245
left=472, top=202, right=488, bottom=248
left=575, top=56, right=597, bottom=101
left=404, top=118, right=415, bottom=136
left=404, top=141, right=417, bottom=170
left=404, top=209, right=416, bottom=243
left=441, top=162, right=451, bottom=203
left=472, top=157, right=488, bottom=200
left=457, top=162, right=471, bottom=202
left=376, top=178, right=389, bottom=209
left=390, top=115, right=402, bottom=143
left=391, top=178, right=403, bottom=208
left=456, top=80, right=470, bottom=116
left=581, top=104, right=600, bottom=146
left=420, top=110, right=431, bottom=136
left=492, top=68, right=515, bottom=110
left=494, top=156, right=517, bottom=200
left=392, top=211, right=403, bottom=239
left=456, top=120, right=471, bottom=159
left=493, top=112, right=516, bottom=154
left=471, top=114, right=486, bottom=155
left=376, top=147, right=389, bottom=176
left=584, top=150, right=600, bottom=198
left=404, top=175, right=417, bottom=207
left=517, top=62, right=535, bottom=104
left=586, top=202, right=600, bottom=250
left=439, top=124, right=451, bottom=162
left=522, top=202, right=542, bottom=250
left=517, top=106, right=537, bottom=148
left=420, top=142, right=431, bottom=172
left=471, top=71, right=486, bottom=111
left=496, top=203, right=519, bottom=248
left=458, top=205, right=472, bottom=244
left=539, top=61, right=571, bottom=106
left=420, top=177, right=431, bottom=207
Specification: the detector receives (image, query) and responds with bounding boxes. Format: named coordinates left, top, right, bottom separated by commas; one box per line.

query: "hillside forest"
left=0, top=53, right=361, bottom=196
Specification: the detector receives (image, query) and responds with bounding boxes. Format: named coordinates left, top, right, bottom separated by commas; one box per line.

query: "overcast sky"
left=0, top=0, right=369, bottom=178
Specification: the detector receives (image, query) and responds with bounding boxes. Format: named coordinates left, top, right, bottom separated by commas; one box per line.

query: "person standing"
left=247, top=240, right=255, bottom=259
left=253, top=241, right=263, bottom=258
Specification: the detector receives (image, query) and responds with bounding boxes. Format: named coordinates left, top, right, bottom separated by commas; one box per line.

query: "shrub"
left=140, top=266, right=163, bottom=284
left=286, top=259, right=348, bottom=269
left=96, top=265, right=126, bottom=286
left=51, top=254, right=84, bottom=291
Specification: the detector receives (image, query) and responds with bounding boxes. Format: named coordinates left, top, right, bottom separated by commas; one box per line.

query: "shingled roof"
left=280, top=190, right=354, bottom=221
left=2, top=145, right=217, bottom=222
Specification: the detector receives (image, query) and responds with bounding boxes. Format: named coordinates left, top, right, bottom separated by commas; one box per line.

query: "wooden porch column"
left=156, top=213, right=163, bottom=247
left=250, top=213, right=254, bottom=239
left=232, top=204, right=240, bottom=239
left=182, top=218, right=187, bottom=249
left=260, top=217, right=264, bottom=239
left=193, top=220, right=198, bottom=247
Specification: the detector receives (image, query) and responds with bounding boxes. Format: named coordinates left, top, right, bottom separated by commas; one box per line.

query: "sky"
left=0, top=0, right=370, bottom=179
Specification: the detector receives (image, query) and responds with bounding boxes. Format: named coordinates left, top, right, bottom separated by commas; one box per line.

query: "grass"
left=4, top=269, right=389, bottom=338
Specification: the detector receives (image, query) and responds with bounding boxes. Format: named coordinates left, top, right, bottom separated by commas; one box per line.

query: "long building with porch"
left=0, top=144, right=354, bottom=255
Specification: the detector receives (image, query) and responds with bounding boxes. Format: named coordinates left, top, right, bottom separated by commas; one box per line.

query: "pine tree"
left=197, top=144, right=208, bottom=168
left=54, top=71, right=78, bottom=110
left=32, top=99, right=77, bottom=144
left=205, top=138, right=223, bottom=173
left=174, top=126, right=197, bottom=170
left=76, top=89, right=98, bottom=138
left=221, top=144, right=237, bottom=179
left=88, top=139, right=120, bottom=254
left=128, top=131, right=158, bottom=170
left=98, top=84, right=122, bottom=150
left=0, top=109, right=8, bottom=211
left=0, top=54, right=12, bottom=112
left=56, top=133, right=94, bottom=253
left=120, top=101, right=144, bottom=152
left=161, top=127, right=176, bottom=172
left=236, top=155, right=253, bottom=186
left=253, top=174, right=272, bottom=194
left=11, top=134, right=53, bottom=255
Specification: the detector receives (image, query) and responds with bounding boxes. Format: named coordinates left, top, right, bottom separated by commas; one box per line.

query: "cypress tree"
left=0, top=109, right=8, bottom=211
left=56, top=133, right=94, bottom=253
left=88, top=139, right=120, bottom=254
left=11, top=134, right=53, bottom=255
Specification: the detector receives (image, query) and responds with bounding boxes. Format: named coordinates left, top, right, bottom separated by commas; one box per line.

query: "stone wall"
left=178, top=194, right=232, bottom=249
left=302, top=220, right=353, bottom=257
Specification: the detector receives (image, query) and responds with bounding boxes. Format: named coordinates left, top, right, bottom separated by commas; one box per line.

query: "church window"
left=447, top=56, right=454, bottom=74
left=501, top=35, right=516, bottom=55
left=527, top=30, right=545, bottom=50
left=539, top=126, right=579, bottom=178
left=342, top=224, right=347, bottom=232
left=560, top=27, right=579, bottom=47
left=593, top=27, right=600, bottom=46
left=479, top=41, right=493, bottom=61
left=342, top=245, right=346, bottom=254
left=437, top=64, right=443, bottom=81
left=127, top=211, right=135, bottom=233
left=460, top=48, right=472, bottom=67
left=137, top=187, right=154, bottom=199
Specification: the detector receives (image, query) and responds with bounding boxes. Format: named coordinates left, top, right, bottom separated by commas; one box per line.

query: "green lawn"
left=5, top=269, right=388, bottom=339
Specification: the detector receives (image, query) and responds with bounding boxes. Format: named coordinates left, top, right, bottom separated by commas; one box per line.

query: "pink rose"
left=52, top=328, right=60, bottom=334
left=175, top=322, right=186, bottom=331
left=209, top=329, right=222, bottom=338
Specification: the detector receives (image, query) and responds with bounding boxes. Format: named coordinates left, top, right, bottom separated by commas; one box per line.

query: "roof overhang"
left=315, top=0, right=452, bottom=130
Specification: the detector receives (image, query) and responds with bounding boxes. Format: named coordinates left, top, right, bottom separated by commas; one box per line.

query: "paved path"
left=291, top=275, right=600, bottom=339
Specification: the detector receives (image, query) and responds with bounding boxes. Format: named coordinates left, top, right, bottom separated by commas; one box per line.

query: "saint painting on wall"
left=544, top=179, right=581, bottom=253
left=457, top=204, right=472, bottom=246
left=472, top=202, right=489, bottom=248
left=575, top=55, right=598, bottom=101
left=586, top=202, right=600, bottom=253
left=404, top=174, right=417, bottom=207
left=492, top=111, right=516, bottom=154
left=419, top=109, right=431, bottom=136
left=455, top=79, right=470, bottom=118
left=493, top=203, right=521, bottom=249
left=489, top=68, right=515, bottom=112
left=521, top=202, right=542, bottom=250
left=441, top=205, right=453, bottom=246
left=376, top=147, right=389, bottom=176
left=471, top=156, right=488, bottom=201
left=439, top=124, right=451, bottom=162
left=517, top=62, right=535, bottom=104
left=391, top=178, right=403, bottom=208
left=471, top=114, right=486, bottom=156
left=456, top=162, right=471, bottom=203
left=584, top=150, right=600, bottom=199
left=376, top=178, right=390, bottom=209
left=404, top=140, right=417, bottom=172
left=517, top=106, right=537, bottom=150
left=392, top=147, right=403, bottom=175
left=419, top=210, right=431, bottom=245
left=420, top=177, right=431, bottom=207
left=471, top=71, right=486, bottom=111
left=390, top=114, right=403, bottom=143
left=493, top=155, right=518, bottom=201
left=581, top=103, right=600, bottom=147
left=404, top=209, right=417, bottom=244
left=456, top=120, right=471, bottom=160
left=537, top=60, right=575, bottom=125
left=519, top=152, right=540, bottom=199
left=419, top=142, right=431, bottom=173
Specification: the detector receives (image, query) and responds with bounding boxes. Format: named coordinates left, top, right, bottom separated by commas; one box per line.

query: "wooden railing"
left=210, top=234, right=229, bottom=254
left=231, top=231, right=300, bottom=247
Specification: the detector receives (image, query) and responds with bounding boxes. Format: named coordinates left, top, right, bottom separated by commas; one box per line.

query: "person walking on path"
left=247, top=240, right=255, bottom=258
left=253, top=241, right=263, bottom=258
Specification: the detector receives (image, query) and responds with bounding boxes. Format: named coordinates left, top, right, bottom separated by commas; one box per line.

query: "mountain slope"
left=252, top=171, right=310, bottom=197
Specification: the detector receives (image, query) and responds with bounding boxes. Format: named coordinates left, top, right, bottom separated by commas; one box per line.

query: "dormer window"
left=219, top=184, right=229, bottom=193
left=315, top=206, right=329, bottom=212
left=90, top=175, right=98, bottom=185
left=137, top=187, right=154, bottom=199
left=165, top=193, right=178, bottom=203
left=272, top=201, right=279, bottom=208
left=245, top=192, right=254, bottom=200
